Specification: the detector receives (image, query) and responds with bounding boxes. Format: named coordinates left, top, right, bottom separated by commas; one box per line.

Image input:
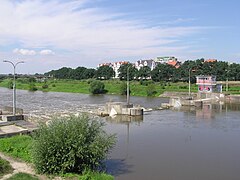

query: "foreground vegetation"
left=7, top=173, right=39, bottom=180
left=0, top=115, right=115, bottom=179
left=0, top=157, right=13, bottom=178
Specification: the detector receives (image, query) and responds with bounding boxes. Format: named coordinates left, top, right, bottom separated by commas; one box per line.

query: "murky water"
left=1, top=87, right=240, bottom=180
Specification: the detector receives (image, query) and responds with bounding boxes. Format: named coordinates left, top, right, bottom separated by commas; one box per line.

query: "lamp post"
left=3, top=60, right=24, bottom=115
left=188, top=68, right=191, bottom=98
left=127, top=66, right=130, bottom=105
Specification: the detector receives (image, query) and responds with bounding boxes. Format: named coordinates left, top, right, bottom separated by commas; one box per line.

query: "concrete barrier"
left=1, top=115, right=24, bottom=122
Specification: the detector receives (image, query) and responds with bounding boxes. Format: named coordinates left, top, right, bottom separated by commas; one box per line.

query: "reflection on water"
left=1, top=87, right=240, bottom=180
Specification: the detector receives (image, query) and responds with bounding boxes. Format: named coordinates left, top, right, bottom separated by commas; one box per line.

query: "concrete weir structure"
left=104, top=102, right=144, bottom=116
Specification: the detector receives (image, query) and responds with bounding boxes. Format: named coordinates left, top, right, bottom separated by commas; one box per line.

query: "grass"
left=0, top=78, right=202, bottom=97
left=0, top=135, right=32, bottom=162
left=64, top=171, right=114, bottom=180
left=0, top=157, right=13, bottom=178
left=7, top=172, right=39, bottom=180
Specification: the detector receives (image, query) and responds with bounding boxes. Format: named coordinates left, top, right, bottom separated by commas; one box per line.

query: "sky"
left=0, top=0, right=240, bottom=74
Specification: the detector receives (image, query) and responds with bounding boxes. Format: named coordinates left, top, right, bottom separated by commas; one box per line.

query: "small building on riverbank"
left=196, top=75, right=222, bottom=93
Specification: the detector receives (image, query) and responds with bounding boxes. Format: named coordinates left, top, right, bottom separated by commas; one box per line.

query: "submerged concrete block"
left=130, top=108, right=143, bottom=116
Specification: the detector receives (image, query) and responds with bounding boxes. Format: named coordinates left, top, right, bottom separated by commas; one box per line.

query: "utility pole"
left=3, top=60, right=24, bottom=115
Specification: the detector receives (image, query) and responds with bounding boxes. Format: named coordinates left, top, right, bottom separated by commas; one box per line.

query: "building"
left=166, top=59, right=181, bottom=68
left=98, top=61, right=129, bottom=79
left=135, top=59, right=158, bottom=71
left=154, top=56, right=178, bottom=64
left=196, top=75, right=222, bottom=93
left=112, top=61, right=129, bottom=78
left=204, top=59, right=217, bottom=63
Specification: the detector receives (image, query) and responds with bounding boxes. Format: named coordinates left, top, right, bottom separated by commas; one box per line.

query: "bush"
left=42, top=84, right=48, bottom=89
left=28, top=77, right=36, bottom=83
left=139, top=80, right=153, bottom=86
left=29, top=83, right=38, bottom=91
left=52, top=84, right=56, bottom=87
left=89, top=80, right=106, bottom=94
left=32, top=115, right=116, bottom=174
left=7, top=80, right=13, bottom=89
left=0, top=157, right=13, bottom=177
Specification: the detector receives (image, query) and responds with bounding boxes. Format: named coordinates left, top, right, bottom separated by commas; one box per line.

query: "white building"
left=135, top=59, right=158, bottom=71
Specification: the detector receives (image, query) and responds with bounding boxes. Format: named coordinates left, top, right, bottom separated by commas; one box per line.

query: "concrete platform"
left=0, top=120, right=37, bottom=138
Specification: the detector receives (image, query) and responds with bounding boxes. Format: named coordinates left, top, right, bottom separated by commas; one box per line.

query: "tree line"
left=44, top=59, right=240, bottom=82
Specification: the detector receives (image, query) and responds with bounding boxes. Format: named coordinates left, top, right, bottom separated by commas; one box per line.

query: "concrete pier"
left=102, top=102, right=144, bottom=116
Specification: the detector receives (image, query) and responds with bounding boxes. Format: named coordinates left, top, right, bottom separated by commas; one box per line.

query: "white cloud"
left=13, top=48, right=36, bottom=56
left=0, top=0, right=207, bottom=71
left=39, top=49, right=55, bottom=55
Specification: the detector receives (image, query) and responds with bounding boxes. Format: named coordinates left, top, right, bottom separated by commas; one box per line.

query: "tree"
left=137, top=66, right=151, bottom=80
left=71, top=67, right=87, bottom=80
left=151, top=64, right=175, bottom=82
left=118, top=64, right=137, bottom=80
left=95, top=66, right=114, bottom=80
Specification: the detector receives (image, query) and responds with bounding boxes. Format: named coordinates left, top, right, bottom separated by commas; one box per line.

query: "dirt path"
left=0, top=152, right=49, bottom=180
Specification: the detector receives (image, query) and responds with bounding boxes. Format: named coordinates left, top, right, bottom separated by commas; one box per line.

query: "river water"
left=1, top=88, right=240, bottom=180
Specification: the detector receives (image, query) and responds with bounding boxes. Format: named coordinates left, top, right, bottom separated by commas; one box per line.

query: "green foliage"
left=95, top=66, right=114, bottom=80
left=32, top=115, right=116, bottom=174
left=28, top=77, right=36, bottom=83
left=29, top=83, right=38, bottom=91
left=42, top=84, right=48, bottom=89
left=0, top=157, right=13, bottom=178
left=137, top=66, right=151, bottom=80
left=89, top=80, right=106, bottom=94
left=118, top=64, right=137, bottom=80
left=120, top=82, right=127, bottom=95
left=79, top=170, right=114, bottom=180
left=7, top=80, right=13, bottom=89
left=139, top=80, right=153, bottom=86
left=7, top=172, right=39, bottom=180
left=146, top=83, right=157, bottom=96
left=63, top=170, right=114, bottom=180
left=0, top=135, right=32, bottom=162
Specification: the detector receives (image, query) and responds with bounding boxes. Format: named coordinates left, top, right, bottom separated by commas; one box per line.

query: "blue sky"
left=0, top=0, right=239, bottom=74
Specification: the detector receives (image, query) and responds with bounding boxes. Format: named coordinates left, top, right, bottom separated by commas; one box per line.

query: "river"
left=1, top=87, right=240, bottom=180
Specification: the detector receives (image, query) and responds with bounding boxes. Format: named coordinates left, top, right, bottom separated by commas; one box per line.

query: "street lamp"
left=188, top=68, right=192, bottom=99
left=3, top=60, right=24, bottom=115
left=127, top=66, right=130, bottom=105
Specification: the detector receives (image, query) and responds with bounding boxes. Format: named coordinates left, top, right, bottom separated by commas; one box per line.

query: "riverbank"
left=0, top=78, right=200, bottom=97
left=1, top=78, right=239, bottom=97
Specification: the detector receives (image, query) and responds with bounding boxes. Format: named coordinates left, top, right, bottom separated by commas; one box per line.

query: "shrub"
left=32, top=115, right=116, bottom=174
left=42, top=84, right=48, bottom=89
left=52, top=84, right=56, bottom=87
left=0, top=157, right=13, bottom=177
left=89, top=80, right=106, bottom=94
left=29, top=83, right=38, bottom=91
left=7, top=80, right=13, bottom=89
left=139, top=80, right=153, bottom=86
left=28, top=77, right=36, bottom=83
